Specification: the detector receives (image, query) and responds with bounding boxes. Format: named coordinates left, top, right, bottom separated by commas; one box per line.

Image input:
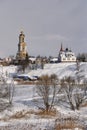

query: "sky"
left=0, top=0, right=87, bottom=58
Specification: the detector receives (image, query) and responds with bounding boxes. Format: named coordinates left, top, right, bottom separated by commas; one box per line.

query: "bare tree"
left=60, top=76, right=87, bottom=110
left=74, top=86, right=87, bottom=110
left=60, top=77, right=75, bottom=110
left=74, top=61, right=87, bottom=109
left=75, top=61, right=84, bottom=84
left=0, top=74, right=15, bottom=111
left=35, top=74, right=59, bottom=113
left=7, top=78, right=15, bottom=104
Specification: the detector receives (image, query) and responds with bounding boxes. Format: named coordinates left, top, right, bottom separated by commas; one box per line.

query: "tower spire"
left=60, top=43, right=63, bottom=51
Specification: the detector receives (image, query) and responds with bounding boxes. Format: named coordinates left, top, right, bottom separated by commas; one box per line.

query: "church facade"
left=58, top=44, right=76, bottom=62
left=16, top=31, right=28, bottom=60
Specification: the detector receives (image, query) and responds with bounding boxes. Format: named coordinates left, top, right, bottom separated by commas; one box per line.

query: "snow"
left=0, top=62, right=87, bottom=80
left=0, top=84, right=86, bottom=129
left=0, top=65, right=17, bottom=75
left=0, top=63, right=87, bottom=129
left=27, top=62, right=87, bottom=80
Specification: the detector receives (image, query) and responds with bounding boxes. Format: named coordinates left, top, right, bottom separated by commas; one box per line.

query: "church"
left=16, top=32, right=76, bottom=63
left=16, top=31, right=28, bottom=60
left=58, top=44, right=76, bottom=62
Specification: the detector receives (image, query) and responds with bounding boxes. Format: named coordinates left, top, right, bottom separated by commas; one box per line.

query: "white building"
left=50, top=57, right=58, bottom=63
left=58, top=44, right=76, bottom=62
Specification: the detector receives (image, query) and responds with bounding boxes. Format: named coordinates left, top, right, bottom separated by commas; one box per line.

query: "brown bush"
left=35, top=109, right=57, bottom=118
left=55, top=118, right=84, bottom=130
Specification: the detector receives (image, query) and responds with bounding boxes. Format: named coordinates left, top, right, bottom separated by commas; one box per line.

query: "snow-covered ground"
left=27, top=62, right=87, bottom=80
left=0, top=85, right=87, bottom=130
left=1, top=62, right=87, bottom=80
left=0, top=65, right=17, bottom=75
left=0, top=63, right=87, bottom=129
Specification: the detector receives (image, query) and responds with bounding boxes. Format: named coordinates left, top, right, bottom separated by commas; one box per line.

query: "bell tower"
left=16, top=31, right=28, bottom=60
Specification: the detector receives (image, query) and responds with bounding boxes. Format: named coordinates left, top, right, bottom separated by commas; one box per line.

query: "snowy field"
left=0, top=85, right=87, bottom=130
left=0, top=62, right=87, bottom=80
left=0, top=63, right=87, bottom=129
left=27, top=62, right=87, bottom=80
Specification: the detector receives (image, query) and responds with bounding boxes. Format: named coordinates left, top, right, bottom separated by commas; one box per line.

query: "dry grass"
left=14, top=79, right=37, bottom=85
left=0, top=109, right=57, bottom=121
left=0, top=109, right=86, bottom=129
left=35, top=109, right=57, bottom=118
left=10, top=110, right=35, bottom=119
left=55, top=121, right=84, bottom=130
left=55, top=117, right=84, bottom=130
left=0, top=110, right=36, bottom=122
left=11, top=111, right=26, bottom=119
left=81, top=102, right=87, bottom=107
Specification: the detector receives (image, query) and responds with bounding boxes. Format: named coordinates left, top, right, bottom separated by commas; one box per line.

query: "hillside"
left=28, top=62, right=87, bottom=80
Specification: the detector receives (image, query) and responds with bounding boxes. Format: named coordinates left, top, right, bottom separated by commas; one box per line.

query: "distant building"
left=49, top=57, right=58, bottom=63
left=58, top=44, right=76, bottom=62
left=16, top=31, right=28, bottom=60
left=29, top=56, right=36, bottom=64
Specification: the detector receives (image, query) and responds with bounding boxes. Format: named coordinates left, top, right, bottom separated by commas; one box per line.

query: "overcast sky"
left=0, top=0, right=87, bottom=58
